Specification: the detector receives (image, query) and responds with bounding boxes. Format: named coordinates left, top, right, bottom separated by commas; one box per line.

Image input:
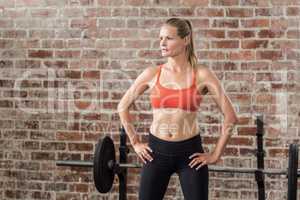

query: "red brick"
left=111, top=29, right=139, bottom=38
left=255, top=94, right=277, bottom=104
left=223, top=147, right=238, bottom=156
left=271, top=19, right=289, bottom=30
left=258, top=29, right=284, bottom=38
left=68, top=143, right=93, bottom=151
left=56, top=30, right=82, bottom=39
left=197, top=51, right=225, bottom=60
left=241, top=0, right=269, bottom=6
left=82, top=50, right=106, bottom=59
left=41, top=142, right=66, bottom=151
left=256, top=72, right=282, bottom=81
left=82, top=70, right=100, bottom=79
left=0, top=19, right=13, bottom=28
left=31, top=152, right=55, bottom=161
left=241, top=19, right=269, bottom=28
left=197, top=8, right=224, bottom=17
left=15, top=39, right=40, bottom=48
left=271, top=61, right=297, bottom=71
left=225, top=72, right=254, bottom=81
left=71, top=19, right=97, bottom=29
left=74, top=183, right=89, bottom=193
left=256, top=51, right=283, bottom=60
left=74, top=101, right=93, bottom=110
left=125, top=0, right=144, bottom=6
left=139, top=19, right=163, bottom=29
left=287, top=7, right=300, bottom=16
left=271, top=0, right=299, bottom=6
left=229, top=94, right=252, bottom=105
left=270, top=40, right=297, bottom=50
left=42, top=39, right=66, bottom=48
left=237, top=127, right=257, bottom=136
left=28, top=50, right=53, bottom=58
left=211, top=40, right=239, bottom=49
left=55, top=50, right=81, bottom=58
left=211, top=0, right=239, bottom=6
left=69, top=60, right=97, bottom=69
left=98, top=18, right=125, bottom=28
left=30, top=8, right=57, bottom=18
left=72, top=0, right=95, bottom=6
left=16, top=0, right=46, bottom=7
left=241, top=40, right=268, bottom=49
left=227, top=137, right=253, bottom=146
left=228, top=51, right=255, bottom=60
left=255, top=7, right=284, bottom=16
left=56, top=131, right=83, bottom=141
left=2, top=30, right=27, bottom=38
left=228, top=30, right=255, bottom=38
left=241, top=62, right=269, bottom=70
left=201, top=30, right=225, bottom=38
left=240, top=148, right=256, bottom=156
left=29, top=30, right=55, bottom=38
left=0, top=6, right=27, bottom=19
left=140, top=8, right=168, bottom=17
left=110, top=50, right=135, bottom=59
left=169, top=8, right=195, bottom=16
left=138, top=50, right=161, bottom=59
left=86, top=8, right=111, bottom=17
left=0, top=1, right=15, bottom=7
left=15, top=161, right=40, bottom=170
left=43, top=60, right=68, bottom=69
left=287, top=50, right=300, bottom=60
left=268, top=148, right=288, bottom=157
left=0, top=39, right=14, bottom=48
left=226, top=8, right=253, bottom=17
left=212, top=19, right=239, bottom=28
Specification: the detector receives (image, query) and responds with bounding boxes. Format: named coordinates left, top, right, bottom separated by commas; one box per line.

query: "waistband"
left=148, top=132, right=203, bottom=155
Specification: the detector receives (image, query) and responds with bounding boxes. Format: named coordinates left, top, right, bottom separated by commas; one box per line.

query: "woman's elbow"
left=224, top=111, right=238, bottom=125
left=229, top=113, right=238, bottom=125
left=117, top=103, right=125, bottom=113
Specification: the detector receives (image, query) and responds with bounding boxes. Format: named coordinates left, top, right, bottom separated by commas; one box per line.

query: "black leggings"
left=139, top=133, right=209, bottom=200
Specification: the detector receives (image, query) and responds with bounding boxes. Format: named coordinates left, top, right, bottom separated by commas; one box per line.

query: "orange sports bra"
left=150, top=65, right=202, bottom=112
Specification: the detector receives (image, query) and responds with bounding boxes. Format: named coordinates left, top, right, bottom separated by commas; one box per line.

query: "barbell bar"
left=56, top=160, right=298, bottom=176
left=56, top=136, right=299, bottom=196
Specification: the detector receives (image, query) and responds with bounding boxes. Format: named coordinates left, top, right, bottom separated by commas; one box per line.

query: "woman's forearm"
left=118, top=109, right=140, bottom=146
left=212, top=115, right=238, bottom=160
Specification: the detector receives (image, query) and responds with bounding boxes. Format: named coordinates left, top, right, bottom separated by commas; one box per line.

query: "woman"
left=117, top=18, right=238, bottom=200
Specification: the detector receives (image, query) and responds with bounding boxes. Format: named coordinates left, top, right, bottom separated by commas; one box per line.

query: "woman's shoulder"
left=138, top=64, right=162, bottom=89
left=195, top=64, right=211, bottom=79
left=141, top=65, right=161, bottom=80
left=144, top=64, right=161, bottom=74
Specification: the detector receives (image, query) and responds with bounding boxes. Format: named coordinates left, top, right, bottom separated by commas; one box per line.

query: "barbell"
left=56, top=135, right=299, bottom=196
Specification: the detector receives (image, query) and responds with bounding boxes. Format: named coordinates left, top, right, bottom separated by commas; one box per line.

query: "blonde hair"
left=165, top=18, right=198, bottom=69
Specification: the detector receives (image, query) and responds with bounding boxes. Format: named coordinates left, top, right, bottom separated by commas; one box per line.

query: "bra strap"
left=155, top=65, right=162, bottom=85
left=192, top=67, right=197, bottom=86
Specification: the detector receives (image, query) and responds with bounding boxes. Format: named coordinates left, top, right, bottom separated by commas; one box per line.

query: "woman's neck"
left=167, top=57, right=191, bottom=73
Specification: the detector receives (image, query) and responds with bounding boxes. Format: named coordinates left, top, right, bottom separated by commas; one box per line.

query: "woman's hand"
left=133, top=142, right=153, bottom=164
left=188, top=152, right=219, bottom=170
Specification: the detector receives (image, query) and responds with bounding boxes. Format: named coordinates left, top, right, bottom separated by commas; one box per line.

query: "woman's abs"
left=150, top=108, right=199, bottom=141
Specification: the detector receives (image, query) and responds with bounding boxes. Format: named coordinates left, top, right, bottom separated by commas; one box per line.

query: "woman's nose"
left=160, top=39, right=166, bottom=46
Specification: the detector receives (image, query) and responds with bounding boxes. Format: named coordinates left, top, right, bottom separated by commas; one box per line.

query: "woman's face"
left=159, top=24, right=188, bottom=58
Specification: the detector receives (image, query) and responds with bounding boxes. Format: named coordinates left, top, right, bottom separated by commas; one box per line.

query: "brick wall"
left=0, top=0, right=299, bottom=199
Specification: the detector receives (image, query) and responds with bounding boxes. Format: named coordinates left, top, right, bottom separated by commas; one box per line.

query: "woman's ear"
left=184, top=35, right=190, bottom=46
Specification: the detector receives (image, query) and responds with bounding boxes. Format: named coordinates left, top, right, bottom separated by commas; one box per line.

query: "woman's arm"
left=117, top=66, right=157, bottom=146
left=201, top=66, right=238, bottom=160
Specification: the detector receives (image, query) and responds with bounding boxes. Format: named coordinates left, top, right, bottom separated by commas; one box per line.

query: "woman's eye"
left=160, top=37, right=172, bottom=40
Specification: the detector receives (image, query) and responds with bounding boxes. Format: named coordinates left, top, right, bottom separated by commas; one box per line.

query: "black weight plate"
left=93, top=136, right=116, bottom=193
left=287, top=143, right=298, bottom=200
